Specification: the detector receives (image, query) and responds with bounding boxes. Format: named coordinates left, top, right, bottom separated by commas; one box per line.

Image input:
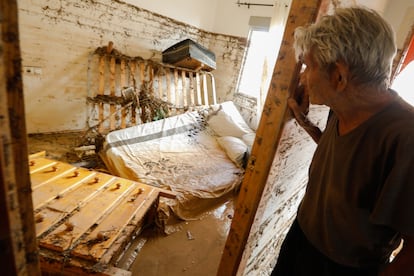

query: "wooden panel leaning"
left=29, top=153, right=175, bottom=275
left=87, top=42, right=217, bottom=135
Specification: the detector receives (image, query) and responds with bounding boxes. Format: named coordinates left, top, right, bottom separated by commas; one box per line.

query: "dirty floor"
left=27, top=132, right=235, bottom=276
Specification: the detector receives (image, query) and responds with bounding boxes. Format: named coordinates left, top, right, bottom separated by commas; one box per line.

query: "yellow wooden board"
left=39, top=178, right=135, bottom=252
left=32, top=166, right=98, bottom=210
left=30, top=159, right=76, bottom=189
left=35, top=172, right=115, bottom=237
left=72, top=185, right=157, bottom=261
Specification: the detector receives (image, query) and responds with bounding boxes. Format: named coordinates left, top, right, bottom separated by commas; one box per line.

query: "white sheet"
left=100, top=108, right=244, bottom=219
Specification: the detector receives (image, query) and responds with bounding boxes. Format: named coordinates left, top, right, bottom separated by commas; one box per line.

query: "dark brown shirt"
left=297, top=96, right=414, bottom=267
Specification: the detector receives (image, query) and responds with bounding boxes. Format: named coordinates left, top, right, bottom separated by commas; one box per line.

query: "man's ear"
left=331, top=61, right=349, bottom=92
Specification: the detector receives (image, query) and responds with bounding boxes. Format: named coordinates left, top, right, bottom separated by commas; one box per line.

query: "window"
left=237, top=29, right=270, bottom=99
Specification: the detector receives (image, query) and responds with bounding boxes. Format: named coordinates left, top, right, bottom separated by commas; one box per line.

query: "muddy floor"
left=27, top=132, right=234, bottom=276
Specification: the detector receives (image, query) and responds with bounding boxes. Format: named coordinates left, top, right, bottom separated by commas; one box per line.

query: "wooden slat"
left=129, top=60, right=137, bottom=126
left=182, top=70, right=187, bottom=107
left=202, top=73, right=208, bottom=105
left=98, top=55, right=105, bottom=133
left=189, top=72, right=195, bottom=106
left=28, top=157, right=57, bottom=174
left=120, top=59, right=127, bottom=129
left=196, top=72, right=202, bottom=105
left=72, top=185, right=157, bottom=261
left=39, top=178, right=135, bottom=252
left=109, top=56, right=116, bottom=131
left=166, top=67, right=172, bottom=104
left=34, top=173, right=115, bottom=237
left=217, top=0, right=322, bottom=275
left=174, top=69, right=179, bottom=108
left=32, top=167, right=97, bottom=210
left=30, top=161, right=77, bottom=189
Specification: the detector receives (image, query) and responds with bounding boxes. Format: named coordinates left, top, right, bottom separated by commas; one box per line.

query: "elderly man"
left=272, top=6, right=414, bottom=276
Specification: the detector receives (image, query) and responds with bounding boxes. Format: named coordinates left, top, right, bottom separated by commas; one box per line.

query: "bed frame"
left=87, top=42, right=217, bottom=135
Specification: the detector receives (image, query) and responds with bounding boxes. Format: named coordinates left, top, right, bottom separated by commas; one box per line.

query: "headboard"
left=87, top=42, right=217, bottom=135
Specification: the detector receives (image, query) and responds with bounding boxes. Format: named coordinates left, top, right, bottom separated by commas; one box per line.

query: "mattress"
left=100, top=107, right=244, bottom=220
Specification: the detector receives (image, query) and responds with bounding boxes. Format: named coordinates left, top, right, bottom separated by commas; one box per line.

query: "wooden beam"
left=217, top=0, right=322, bottom=275
left=0, top=0, right=41, bottom=274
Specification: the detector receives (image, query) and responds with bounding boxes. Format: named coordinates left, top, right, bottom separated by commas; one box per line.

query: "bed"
left=100, top=101, right=256, bottom=221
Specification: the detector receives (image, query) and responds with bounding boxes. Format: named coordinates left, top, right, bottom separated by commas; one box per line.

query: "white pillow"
left=208, top=101, right=253, bottom=138
left=216, top=136, right=248, bottom=168
left=242, top=132, right=256, bottom=151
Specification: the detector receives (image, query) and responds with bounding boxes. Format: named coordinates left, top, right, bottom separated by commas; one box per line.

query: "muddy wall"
left=18, top=0, right=250, bottom=133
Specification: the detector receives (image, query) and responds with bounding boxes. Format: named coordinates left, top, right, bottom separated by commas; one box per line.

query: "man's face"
left=301, top=51, right=335, bottom=106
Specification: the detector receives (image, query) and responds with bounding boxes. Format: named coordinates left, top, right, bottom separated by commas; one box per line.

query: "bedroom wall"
left=19, top=0, right=275, bottom=134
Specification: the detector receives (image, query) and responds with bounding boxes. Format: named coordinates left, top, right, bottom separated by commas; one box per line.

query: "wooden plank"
left=166, top=67, right=172, bottom=104
left=195, top=72, right=202, bottom=105
left=32, top=166, right=98, bottom=210
left=181, top=70, right=186, bottom=107
left=72, top=185, right=157, bottom=261
left=34, top=173, right=115, bottom=237
left=30, top=161, right=77, bottom=189
left=202, top=73, right=209, bottom=105
left=174, top=69, right=179, bottom=109
left=29, top=151, right=46, bottom=159
left=2, top=0, right=41, bottom=273
left=129, top=60, right=137, bottom=126
left=39, top=178, right=135, bottom=252
left=120, top=59, right=127, bottom=129
left=217, top=0, right=322, bottom=275
left=189, top=72, right=195, bottom=106
left=109, top=56, right=116, bottom=131
left=28, top=157, right=57, bottom=174
left=98, top=55, right=105, bottom=133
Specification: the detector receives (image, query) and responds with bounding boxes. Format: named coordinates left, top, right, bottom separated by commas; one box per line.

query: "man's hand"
left=288, top=84, right=322, bottom=143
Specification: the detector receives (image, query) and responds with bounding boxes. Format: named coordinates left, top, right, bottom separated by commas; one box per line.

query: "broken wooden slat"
left=39, top=178, right=135, bottom=252
left=72, top=185, right=157, bottom=261
left=32, top=167, right=97, bottom=210
left=30, top=161, right=77, bottom=189
left=34, top=173, right=115, bottom=237
left=217, top=0, right=322, bottom=275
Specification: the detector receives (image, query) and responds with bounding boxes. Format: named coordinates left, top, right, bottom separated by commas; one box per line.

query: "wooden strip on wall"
left=182, top=70, right=187, bottom=107
left=202, top=73, right=209, bottom=105
left=189, top=72, right=195, bottom=106
left=174, top=69, right=179, bottom=109
left=195, top=72, right=202, bottom=105
left=72, top=185, right=157, bottom=261
left=166, top=67, right=172, bottom=104
left=120, top=59, right=127, bottom=129
left=109, top=56, right=116, bottom=131
left=129, top=60, right=137, bottom=126
left=39, top=178, right=134, bottom=252
left=217, top=0, right=322, bottom=275
left=34, top=173, right=115, bottom=237
left=98, top=56, right=105, bottom=133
